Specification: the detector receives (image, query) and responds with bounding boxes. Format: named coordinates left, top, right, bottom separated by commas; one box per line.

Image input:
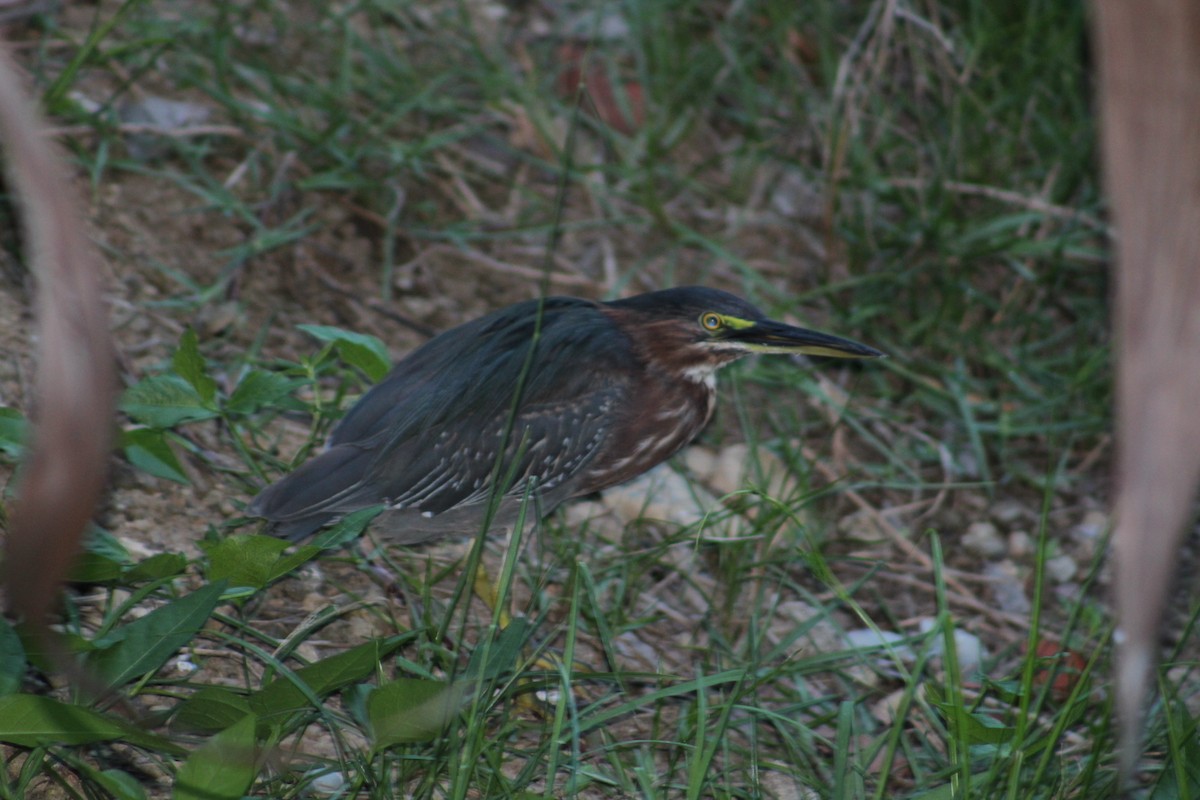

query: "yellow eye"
left=700, top=312, right=723, bottom=331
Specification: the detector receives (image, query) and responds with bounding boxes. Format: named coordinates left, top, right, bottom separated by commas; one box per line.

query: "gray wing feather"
left=374, top=386, right=623, bottom=515
left=251, top=297, right=635, bottom=539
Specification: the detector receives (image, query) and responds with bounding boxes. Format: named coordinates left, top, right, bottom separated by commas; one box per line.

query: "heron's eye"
left=700, top=312, right=723, bottom=331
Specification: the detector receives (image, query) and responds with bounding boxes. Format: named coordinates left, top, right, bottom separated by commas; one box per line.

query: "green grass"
left=1, top=0, right=1188, bottom=798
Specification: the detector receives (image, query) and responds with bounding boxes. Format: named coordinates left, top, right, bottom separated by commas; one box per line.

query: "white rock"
left=307, top=770, right=347, bottom=796
left=845, top=628, right=915, bottom=662
left=871, top=688, right=910, bottom=725
left=1072, top=510, right=1109, bottom=542
left=1007, top=530, right=1034, bottom=559
left=917, top=618, right=987, bottom=675
left=760, top=768, right=821, bottom=800
left=683, top=443, right=796, bottom=500
left=600, top=464, right=715, bottom=527
left=983, top=560, right=1031, bottom=614
left=1045, top=553, right=1078, bottom=583
left=1070, top=510, right=1108, bottom=562
left=990, top=500, right=1028, bottom=525
left=962, top=521, right=1006, bottom=558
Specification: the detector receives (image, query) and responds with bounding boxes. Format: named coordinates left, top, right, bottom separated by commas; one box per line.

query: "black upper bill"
left=734, top=319, right=885, bottom=359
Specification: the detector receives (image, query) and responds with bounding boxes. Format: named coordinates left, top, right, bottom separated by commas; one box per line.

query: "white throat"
left=680, top=364, right=719, bottom=388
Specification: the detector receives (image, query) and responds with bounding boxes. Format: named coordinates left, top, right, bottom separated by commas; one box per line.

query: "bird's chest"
left=578, top=368, right=716, bottom=493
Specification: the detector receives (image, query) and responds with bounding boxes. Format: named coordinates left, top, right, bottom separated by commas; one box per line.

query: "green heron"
left=250, top=286, right=882, bottom=541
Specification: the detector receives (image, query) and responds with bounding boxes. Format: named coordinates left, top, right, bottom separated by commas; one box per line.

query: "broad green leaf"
left=343, top=682, right=372, bottom=728
left=309, top=505, right=384, bottom=549
left=69, top=759, right=149, bottom=800
left=932, top=702, right=1016, bottom=745
left=171, top=329, right=217, bottom=406
left=92, top=769, right=147, bottom=800
left=173, top=713, right=261, bottom=800
left=462, top=616, right=529, bottom=681
left=298, top=324, right=391, bottom=381
left=173, top=687, right=253, bottom=733
left=0, top=406, right=27, bottom=457
left=225, top=370, right=301, bottom=416
left=124, top=553, right=188, bottom=583
left=369, top=678, right=465, bottom=749
left=120, top=375, right=218, bottom=429
left=69, top=552, right=126, bottom=584
left=0, top=695, right=181, bottom=751
left=22, top=630, right=96, bottom=675
left=200, top=535, right=319, bottom=590
left=87, top=581, right=226, bottom=692
left=122, top=427, right=189, bottom=483
left=249, top=639, right=395, bottom=721
left=0, top=695, right=127, bottom=745
left=0, top=618, right=25, bottom=695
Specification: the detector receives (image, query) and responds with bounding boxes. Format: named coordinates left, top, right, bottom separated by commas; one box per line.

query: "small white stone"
left=307, top=770, right=348, bottom=796
left=1008, top=530, right=1034, bottom=559
left=871, top=688, right=912, bottom=726
left=845, top=628, right=915, bottom=663
left=989, top=500, right=1027, bottom=525
left=535, top=688, right=562, bottom=705
left=1070, top=510, right=1108, bottom=562
left=917, top=618, right=987, bottom=675
left=1072, top=510, right=1109, bottom=542
left=983, top=560, right=1031, bottom=614
left=1045, top=554, right=1078, bottom=583
left=599, top=464, right=726, bottom=531
left=170, top=654, right=198, bottom=675
left=962, top=521, right=1006, bottom=559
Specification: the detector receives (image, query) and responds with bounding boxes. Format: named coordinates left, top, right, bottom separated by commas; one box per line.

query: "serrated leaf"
left=122, top=427, right=189, bottom=483
left=87, top=581, right=226, bottom=692
left=173, top=713, right=261, bottom=800
left=369, top=678, right=465, bottom=748
left=249, top=640, right=394, bottom=721
left=83, top=527, right=131, bottom=563
left=298, top=324, right=391, bottom=382
left=0, top=695, right=182, bottom=752
left=200, top=535, right=319, bottom=590
left=173, top=687, right=253, bottom=733
left=172, top=329, right=217, bottom=406
left=0, top=406, right=27, bottom=458
left=225, top=370, right=301, bottom=416
left=71, top=529, right=131, bottom=584
left=120, top=375, right=218, bottom=428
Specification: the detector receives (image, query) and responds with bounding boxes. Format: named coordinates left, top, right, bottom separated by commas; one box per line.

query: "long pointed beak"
left=733, top=319, right=885, bottom=359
